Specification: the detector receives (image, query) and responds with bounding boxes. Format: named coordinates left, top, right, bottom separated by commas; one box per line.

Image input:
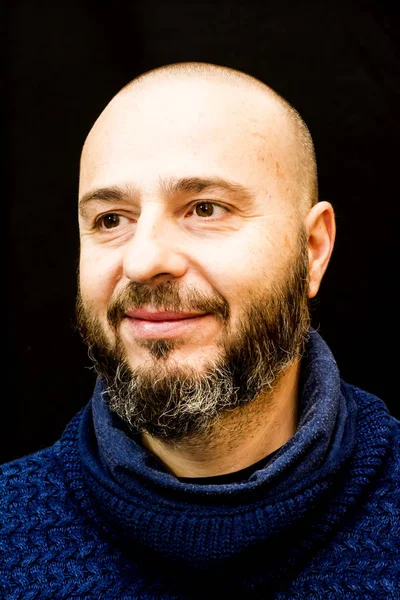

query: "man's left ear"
left=304, top=201, right=336, bottom=298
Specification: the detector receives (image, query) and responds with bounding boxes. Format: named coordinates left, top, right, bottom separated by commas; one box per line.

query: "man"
left=1, top=62, right=399, bottom=599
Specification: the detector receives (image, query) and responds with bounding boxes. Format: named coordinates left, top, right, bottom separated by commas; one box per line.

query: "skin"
left=78, top=68, right=335, bottom=477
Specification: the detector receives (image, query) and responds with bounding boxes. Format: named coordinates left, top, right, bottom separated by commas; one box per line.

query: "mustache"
left=107, top=281, right=230, bottom=329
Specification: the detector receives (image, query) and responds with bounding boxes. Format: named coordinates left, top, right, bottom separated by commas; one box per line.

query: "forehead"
left=79, top=78, right=292, bottom=199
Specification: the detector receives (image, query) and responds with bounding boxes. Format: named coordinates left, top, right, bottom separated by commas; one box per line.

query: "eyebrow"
left=78, top=176, right=255, bottom=217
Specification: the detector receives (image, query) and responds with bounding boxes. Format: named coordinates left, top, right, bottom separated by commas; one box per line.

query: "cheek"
left=201, top=224, right=297, bottom=322
left=195, top=236, right=273, bottom=316
left=79, top=245, right=122, bottom=311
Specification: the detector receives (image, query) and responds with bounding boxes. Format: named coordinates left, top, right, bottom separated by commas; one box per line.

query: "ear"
left=304, top=201, right=336, bottom=298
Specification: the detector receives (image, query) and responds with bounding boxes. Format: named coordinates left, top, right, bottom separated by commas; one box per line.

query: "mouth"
left=124, top=309, right=210, bottom=339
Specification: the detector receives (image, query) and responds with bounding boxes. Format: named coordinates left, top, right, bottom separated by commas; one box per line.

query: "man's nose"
left=122, top=208, right=188, bottom=286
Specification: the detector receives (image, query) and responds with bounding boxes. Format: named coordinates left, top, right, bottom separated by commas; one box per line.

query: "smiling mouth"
left=125, top=309, right=207, bottom=321
left=124, top=312, right=210, bottom=339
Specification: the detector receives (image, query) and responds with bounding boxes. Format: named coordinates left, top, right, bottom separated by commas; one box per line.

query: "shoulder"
left=284, top=384, right=400, bottom=597
left=1, top=443, right=62, bottom=489
left=0, top=421, right=108, bottom=597
left=346, top=382, right=400, bottom=440
left=1, top=406, right=90, bottom=514
left=345, top=382, right=400, bottom=520
left=0, top=442, right=72, bottom=529
left=0, top=406, right=92, bottom=541
left=0, top=406, right=91, bottom=527
left=346, top=381, right=400, bottom=458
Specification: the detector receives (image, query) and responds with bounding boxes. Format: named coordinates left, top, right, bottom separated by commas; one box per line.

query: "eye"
left=189, top=202, right=228, bottom=220
left=195, top=202, right=215, bottom=217
left=102, top=214, right=120, bottom=229
left=95, top=213, right=131, bottom=230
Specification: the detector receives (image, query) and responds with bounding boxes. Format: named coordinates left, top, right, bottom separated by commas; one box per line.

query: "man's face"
left=77, top=79, right=311, bottom=440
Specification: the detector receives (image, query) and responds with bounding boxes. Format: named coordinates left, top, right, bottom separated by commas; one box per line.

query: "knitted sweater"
left=1, top=332, right=399, bottom=599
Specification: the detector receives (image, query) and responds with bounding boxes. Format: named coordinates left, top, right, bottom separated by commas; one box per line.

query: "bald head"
left=80, top=62, right=318, bottom=214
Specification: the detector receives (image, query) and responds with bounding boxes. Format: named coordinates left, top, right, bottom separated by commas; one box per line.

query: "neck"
left=141, top=358, right=301, bottom=478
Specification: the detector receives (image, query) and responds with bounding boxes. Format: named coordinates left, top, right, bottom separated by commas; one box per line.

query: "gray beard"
left=76, top=229, right=310, bottom=442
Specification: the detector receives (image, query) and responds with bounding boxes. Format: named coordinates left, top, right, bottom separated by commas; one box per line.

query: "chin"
left=125, top=343, right=218, bottom=374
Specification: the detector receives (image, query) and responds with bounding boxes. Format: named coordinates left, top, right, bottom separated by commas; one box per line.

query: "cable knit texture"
left=1, top=331, right=399, bottom=599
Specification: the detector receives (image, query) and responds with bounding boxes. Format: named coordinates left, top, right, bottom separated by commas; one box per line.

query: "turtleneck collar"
left=76, top=329, right=386, bottom=571
left=86, top=330, right=356, bottom=501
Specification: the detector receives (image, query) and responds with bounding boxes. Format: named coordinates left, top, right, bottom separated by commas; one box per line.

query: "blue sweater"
left=1, top=332, right=399, bottom=599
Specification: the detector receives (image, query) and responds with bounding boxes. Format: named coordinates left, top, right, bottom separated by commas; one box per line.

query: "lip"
left=125, top=309, right=206, bottom=321
left=124, top=311, right=209, bottom=339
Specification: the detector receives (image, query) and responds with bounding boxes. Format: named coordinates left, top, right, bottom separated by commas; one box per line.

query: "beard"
left=76, top=228, right=310, bottom=443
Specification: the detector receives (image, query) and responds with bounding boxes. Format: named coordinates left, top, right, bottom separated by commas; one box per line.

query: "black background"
left=5, top=1, right=399, bottom=464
